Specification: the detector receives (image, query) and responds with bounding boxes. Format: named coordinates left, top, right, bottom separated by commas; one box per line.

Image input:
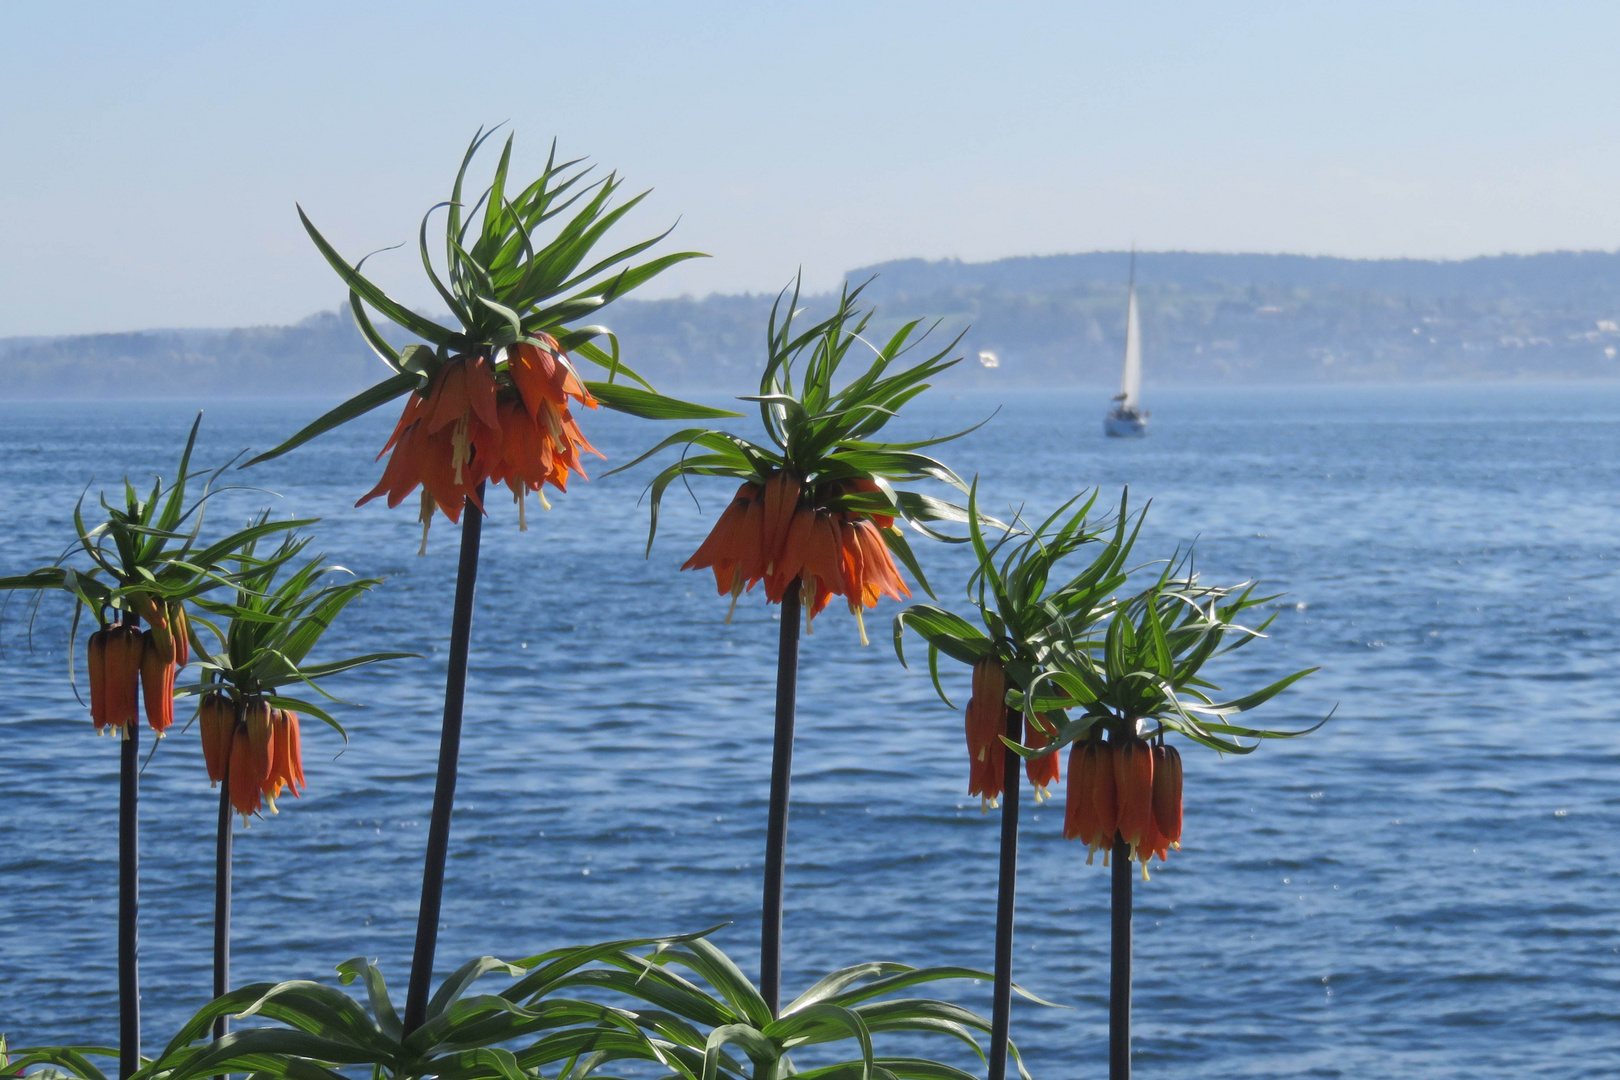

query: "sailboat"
left=1104, top=256, right=1149, bottom=437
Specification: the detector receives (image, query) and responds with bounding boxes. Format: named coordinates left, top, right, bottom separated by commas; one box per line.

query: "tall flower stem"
left=211, top=773, right=232, bottom=1045
left=986, top=705, right=1022, bottom=1080
left=118, top=722, right=140, bottom=1079
left=1109, top=834, right=1132, bottom=1080
left=404, top=486, right=485, bottom=1032
left=759, top=580, right=801, bottom=1018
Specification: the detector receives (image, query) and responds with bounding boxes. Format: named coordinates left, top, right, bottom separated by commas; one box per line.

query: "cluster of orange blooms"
left=683, top=473, right=910, bottom=641
left=1064, top=736, right=1183, bottom=874
left=86, top=598, right=188, bottom=737
left=961, top=659, right=1186, bottom=872
left=199, top=694, right=306, bottom=824
left=360, top=338, right=601, bottom=546
left=962, top=658, right=1060, bottom=808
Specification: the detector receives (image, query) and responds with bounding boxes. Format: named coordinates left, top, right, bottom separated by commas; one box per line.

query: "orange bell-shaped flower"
left=1113, top=737, right=1155, bottom=860
left=759, top=472, right=802, bottom=589
left=683, top=482, right=764, bottom=603
left=87, top=627, right=109, bottom=731
left=243, top=699, right=276, bottom=790
left=1023, top=714, right=1061, bottom=801
left=799, top=511, right=846, bottom=620
left=965, top=657, right=1008, bottom=807
left=227, top=729, right=261, bottom=823
left=284, top=710, right=306, bottom=793
left=198, top=692, right=235, bottom=784
left=138, top=631, right=175, bottom=734
left=261, top=709, right=305, bottom=810
left=494, top=338, right=601, bottom=500
left=682, top=472, right=910, bottom=640
left=359, top=354, right=500, bottom=522
left=1152, top=743, right=1183, bottom=851
left=100, top=624, right=145, bottom=734
left=1063, top=738, right=1118, bottom=862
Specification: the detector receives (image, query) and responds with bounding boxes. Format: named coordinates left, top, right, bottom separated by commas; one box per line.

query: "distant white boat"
left=1104, top=257, right=1149, bottom=437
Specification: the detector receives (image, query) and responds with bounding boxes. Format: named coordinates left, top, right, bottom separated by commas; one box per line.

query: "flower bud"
left=168, top=600, right=190, bottom=668
left=1151, top=743, right=1183, bottom=851
left=136, top=595, right=174, bottom=665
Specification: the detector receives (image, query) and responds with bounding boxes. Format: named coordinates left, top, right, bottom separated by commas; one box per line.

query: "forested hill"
left=6, top=249, right=1620, bottom=398
left=847, top=249, right=1620, bottom=304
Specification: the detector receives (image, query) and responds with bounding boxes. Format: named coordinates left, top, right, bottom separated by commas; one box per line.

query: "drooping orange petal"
left=734, top=496, right=768, bottom=591
left=244, top=700, right=275, bottom=787
left=285, top=711, right=305, bottom=793
left=837, top=518, right=866, bottom=606
left=508, top=342, right=561, bottom=418
left=685, top=486, right=756, bottom=568
left=851, top=520, right=909, bottom=603
left=426, top=360, right=471, bottom=434
left=264, top=709, right=301, bottom=802
left=376, top=392, right=428, bottom=460
left=760, top=473, right=802, bottom=577
left=359, top=418, right=431, bottom=509
left=768, top=508, right=814, bottom=602
left=227, top=730, right=261, bottom=822
left=463, top=354, right=500, bottom=434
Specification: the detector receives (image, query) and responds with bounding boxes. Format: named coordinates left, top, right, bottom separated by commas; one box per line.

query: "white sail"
left=1120, top=285, right=1142, bottom=408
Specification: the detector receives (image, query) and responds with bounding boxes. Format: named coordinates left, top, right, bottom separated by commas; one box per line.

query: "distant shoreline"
left=7, top=249, right=1620, bottom=394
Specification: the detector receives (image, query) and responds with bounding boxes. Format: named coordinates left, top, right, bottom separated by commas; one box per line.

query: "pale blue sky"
left=5, top=1, right=1619, bottom=335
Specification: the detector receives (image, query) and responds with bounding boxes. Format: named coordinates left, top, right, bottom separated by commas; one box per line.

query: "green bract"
left=246, top=129, right=737, bottom=469
left=7, top=935, right=1045, bottom=1080
left=614, top=278, right=983, bottom=590
left=183, top=530, right=414, bottom=736
left=0, top=416, right=311, bottom=664
left=894, top=485, right=1138, bottom=707
left=897, top=483, right=1322, bottom=759
left=1029, top=556, right=1326, bottom=755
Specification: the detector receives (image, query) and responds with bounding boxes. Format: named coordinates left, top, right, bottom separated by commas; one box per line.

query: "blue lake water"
left=2, top=383, right=1619, bottom=1078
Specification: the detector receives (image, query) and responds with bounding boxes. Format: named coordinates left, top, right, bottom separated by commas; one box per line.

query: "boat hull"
left=1104, top=415, right=1148, bottom=438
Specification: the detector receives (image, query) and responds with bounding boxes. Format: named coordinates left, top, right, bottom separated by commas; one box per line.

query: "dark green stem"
left=760, top=581, right=801, bottom=1018
left=404, top=488, right=485, bottom=1032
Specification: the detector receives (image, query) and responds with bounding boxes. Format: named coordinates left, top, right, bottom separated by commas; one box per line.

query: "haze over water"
left=2, top=384, right=1617, bottom=1078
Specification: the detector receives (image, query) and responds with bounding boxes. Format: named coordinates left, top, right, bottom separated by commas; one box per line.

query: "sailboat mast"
left=1121, top=250, right=1141, bottom=409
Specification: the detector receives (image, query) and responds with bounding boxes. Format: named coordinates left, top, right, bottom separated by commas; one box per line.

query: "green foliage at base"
left=6, top=933, right=1046, bottom=1080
